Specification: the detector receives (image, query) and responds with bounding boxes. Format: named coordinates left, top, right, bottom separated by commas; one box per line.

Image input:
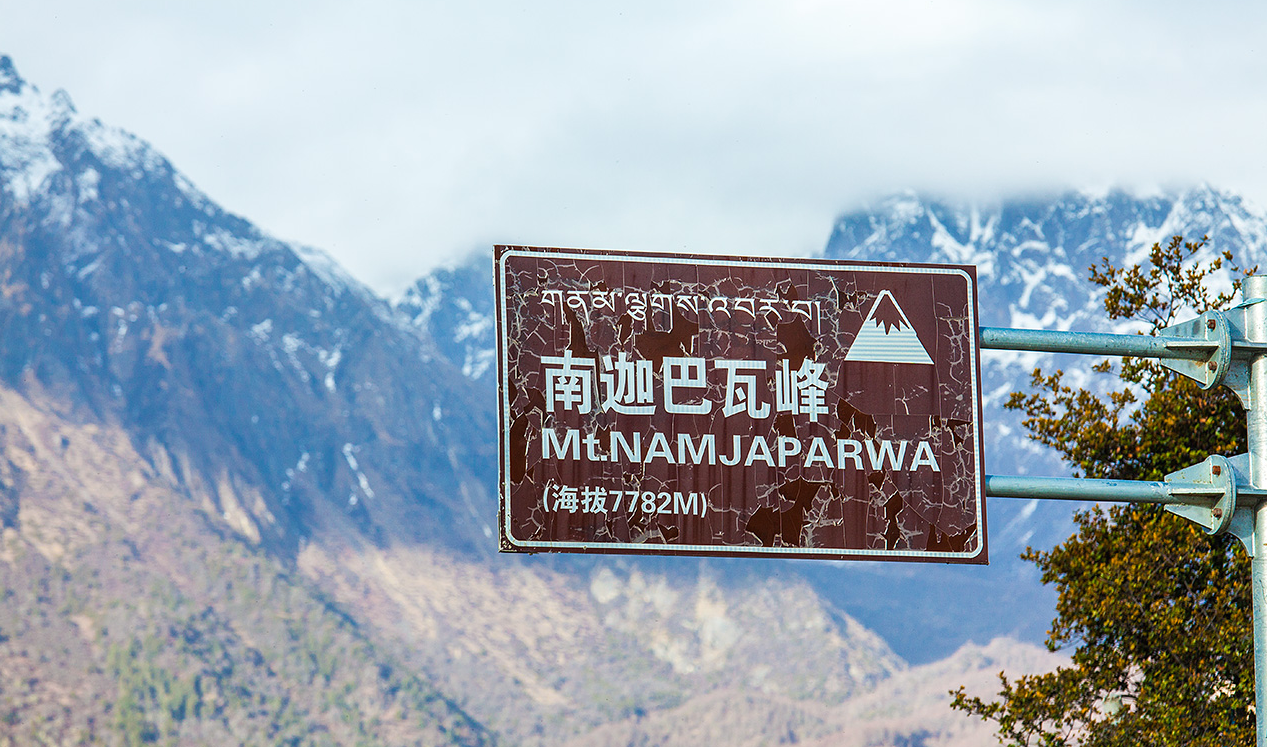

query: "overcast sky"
left=4, top=1, right=1267, bottom=296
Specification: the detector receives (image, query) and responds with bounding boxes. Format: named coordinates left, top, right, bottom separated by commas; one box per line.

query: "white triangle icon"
left=844, top=290, right=934, bottom=365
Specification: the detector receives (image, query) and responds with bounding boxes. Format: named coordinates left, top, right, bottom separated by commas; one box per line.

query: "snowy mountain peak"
left=397, top=256, right=495, bottom=381
left=825, top=186, right=1266, bottom=328
left=0, top=55, right=26, bottom=95
left=0, top=56, right=383, bottom=315
left=0, top=56, right=480, bottom=557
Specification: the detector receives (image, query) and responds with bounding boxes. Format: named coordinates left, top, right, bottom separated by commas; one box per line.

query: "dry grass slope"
left=0, top=382, right=489, bottom=746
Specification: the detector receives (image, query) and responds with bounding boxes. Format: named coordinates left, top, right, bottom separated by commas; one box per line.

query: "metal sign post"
left=1243, top=276, right=1267, bottom=746
left=981, top=277, right=1267, bottom=744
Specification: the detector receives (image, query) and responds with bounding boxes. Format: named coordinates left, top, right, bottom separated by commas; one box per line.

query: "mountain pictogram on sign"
left=844, top=290, right=934, bottom=365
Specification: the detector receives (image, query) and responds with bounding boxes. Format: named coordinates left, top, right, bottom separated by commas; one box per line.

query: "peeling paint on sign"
left=495, top=245, right=987, bottom=563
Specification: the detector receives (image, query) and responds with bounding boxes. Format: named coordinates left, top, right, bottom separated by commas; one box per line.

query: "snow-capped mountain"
left=0, top=54, right=503, bottom=559
left=827, top=187, right=1265, bottom=329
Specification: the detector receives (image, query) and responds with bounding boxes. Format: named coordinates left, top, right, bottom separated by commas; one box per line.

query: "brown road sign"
left=495, top=245, right=986, bottom=563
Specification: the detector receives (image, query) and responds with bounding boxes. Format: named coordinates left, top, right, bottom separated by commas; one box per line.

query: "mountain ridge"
left=0, top=52, right=503, bottom=563
left=0, top=54, right=998, bottom=745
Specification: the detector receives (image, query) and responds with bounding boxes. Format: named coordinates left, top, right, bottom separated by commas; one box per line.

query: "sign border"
left=495, top=245, right=987, bottom=563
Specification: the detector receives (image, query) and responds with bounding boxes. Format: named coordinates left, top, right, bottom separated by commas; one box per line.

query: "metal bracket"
left=1165, top=454, right=1237, bottom=535
left=1216, top=299, right=1267, bottom=408
left=1158, top=310, right=1232, bottom=391
left=1164, top=453, right=1264, bottom=555
left=1156, top=299, right=1267, bottom=408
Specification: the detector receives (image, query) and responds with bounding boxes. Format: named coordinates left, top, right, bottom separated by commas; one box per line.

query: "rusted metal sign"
left=495, top=245, right=986, bottom=563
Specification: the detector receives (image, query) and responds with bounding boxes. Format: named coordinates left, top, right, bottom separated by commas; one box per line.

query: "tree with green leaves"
left=952, top=236, right=1258, bottom=746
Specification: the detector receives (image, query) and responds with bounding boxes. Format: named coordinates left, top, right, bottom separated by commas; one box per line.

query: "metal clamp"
left=1165, top=454, right=1238, bottom=535
left=1158, top=310, right=1232, bottom=391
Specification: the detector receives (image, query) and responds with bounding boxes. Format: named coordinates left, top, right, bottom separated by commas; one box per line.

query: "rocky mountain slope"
left=565, top=637, right=1067, bottom=747
left=0, top=385, right=489, bottom=745
left=0, top=54, right=1056, bottom=745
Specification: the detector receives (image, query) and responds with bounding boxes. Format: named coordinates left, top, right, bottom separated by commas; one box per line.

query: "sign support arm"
left=979, top=326, right=1219, bottom=359
left=984, top=474, right=1246, bottom=506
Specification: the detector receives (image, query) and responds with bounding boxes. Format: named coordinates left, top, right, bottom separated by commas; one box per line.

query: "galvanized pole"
left=1246, top=275, right=1267, bottom=747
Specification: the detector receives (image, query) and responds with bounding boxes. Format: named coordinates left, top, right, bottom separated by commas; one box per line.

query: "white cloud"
left=3, top=0, right=1267, bottom=294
